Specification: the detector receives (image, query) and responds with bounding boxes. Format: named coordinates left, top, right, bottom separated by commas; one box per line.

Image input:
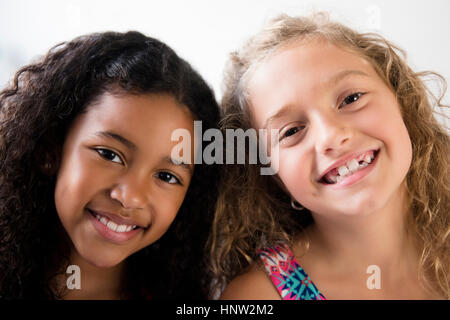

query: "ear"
left=271, top=174, right=290, bottom=195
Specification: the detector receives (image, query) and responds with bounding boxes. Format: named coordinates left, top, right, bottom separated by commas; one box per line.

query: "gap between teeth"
left=327, top=153, right=375, bottom=183
left=95, top=214, right=137, bottom=232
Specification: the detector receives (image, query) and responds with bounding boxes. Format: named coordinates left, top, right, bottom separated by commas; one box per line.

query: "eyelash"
left=95, top=148, right=124, bottom=164
left=279, top=92, right=366, bottom=141
left=95, top=148, right=181, bottom=185
left=338, top=92, right=366, bottom=109
left=156, top=172, right=181, bottom=185
left=280, top=125, right=305, bottom=141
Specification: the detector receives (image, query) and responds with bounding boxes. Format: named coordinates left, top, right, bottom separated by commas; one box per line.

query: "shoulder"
left=220, top=263, right=280, bottom=300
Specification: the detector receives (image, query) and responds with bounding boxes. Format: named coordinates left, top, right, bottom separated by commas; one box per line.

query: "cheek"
left=54, top=151, right=105, bottom=222
left=144, top=191, right=187, bottom=240
left=385, top=115, right=413, bottom=179
left=366, top=102, right=412, bottom=172
left=159, top=201, right=181, bottom=225
left=54, top=159, right=83, bottom=220
left=277, top=149, right=311, bottom=196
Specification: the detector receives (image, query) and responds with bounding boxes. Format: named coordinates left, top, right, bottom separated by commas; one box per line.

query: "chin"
left=87, top=255, right=124, bottom=269
left=338, top=197, right=384, bottom=217
left=77, top=246, right=126, bottom=269
left=312, top=196, right=378, bottom=218
left=339, top=208, right=374, bottom=217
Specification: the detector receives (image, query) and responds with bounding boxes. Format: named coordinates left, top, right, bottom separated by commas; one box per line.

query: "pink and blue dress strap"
left=257, top=243, right=326, bottom=300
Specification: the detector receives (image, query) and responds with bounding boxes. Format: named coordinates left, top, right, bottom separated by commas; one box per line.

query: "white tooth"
left=132, top=225, right=137, bottom=230
left=107, top=221, right=117, bottom=231
left=100, top=217, right=108, bottom=225
left=116, top=225, right=127, bottom=232
left=348, top=159, right=359, bottom=172
left=126, top=225, right=132, bottom=232
left=329, top=174, right=338, bottom=183
left=336, top=175, right=343, bottom=183
left=95, top=214, right=101, bottom=220
left=364, top=155, right=372, bottom=163
left=360, top=162, right=369, bottom=168
left=338, top=165, right=350, bottom=176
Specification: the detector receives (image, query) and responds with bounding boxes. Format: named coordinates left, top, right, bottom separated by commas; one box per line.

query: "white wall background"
left=1, top=0, right=449, bottom=124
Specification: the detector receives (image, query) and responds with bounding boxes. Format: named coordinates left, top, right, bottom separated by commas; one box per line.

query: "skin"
left=54, top=92, right=195, bottom=299
left=221, top=40, right=437, bottom=299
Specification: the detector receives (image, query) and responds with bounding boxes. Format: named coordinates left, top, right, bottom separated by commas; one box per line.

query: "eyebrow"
left=327, top=69, right=369, bottom=87
left=162, top=156, right=194, bottom=176
left=263, top=104, right=297, bottom=129
left=95, top=131, right=136, bottom=150
left=263, top=69, right=369, bottom=129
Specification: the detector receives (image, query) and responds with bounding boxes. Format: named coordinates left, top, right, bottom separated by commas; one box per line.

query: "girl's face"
left=54, top=93, right=195, bottom=268
left=248, top=40, right=412, bottom=218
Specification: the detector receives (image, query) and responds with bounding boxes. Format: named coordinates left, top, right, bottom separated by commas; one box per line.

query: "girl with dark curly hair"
left=0, top=31, right=220, bottom=299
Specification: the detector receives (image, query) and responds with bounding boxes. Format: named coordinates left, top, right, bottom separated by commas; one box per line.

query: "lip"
left=88, top=208, right=146, bottom=228
left=322, top=149, right=380, bottom=189
left=318, top=148, right=379, bottom=181
left=87, top=209, right=144, bottom=244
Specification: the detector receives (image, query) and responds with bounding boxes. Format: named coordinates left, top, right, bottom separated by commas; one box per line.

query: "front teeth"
left=325, top=151, right=376, bottom=184
left=347, top=159, right=359, bottom=172
left=338, top=166, right=350, bottom=176
left=95, top=214, right=136, bottom=232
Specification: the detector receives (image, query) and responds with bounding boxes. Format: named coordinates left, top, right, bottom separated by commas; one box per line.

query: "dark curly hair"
left=0, top=31, right=220, bottom=299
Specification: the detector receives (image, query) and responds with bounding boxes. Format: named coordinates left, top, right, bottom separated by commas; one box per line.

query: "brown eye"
left=95, top=148, right=123, bottom=164
left=339, top=92, right=365, bottom=108
left=285, top=127, right=299, bottom=137
left=157, top=172, right=180, bottom=185
left=281, top=126, right=305, bottom=141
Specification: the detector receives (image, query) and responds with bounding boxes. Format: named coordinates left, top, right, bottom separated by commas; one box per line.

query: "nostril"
left=341, top=137, right=350, bottom=144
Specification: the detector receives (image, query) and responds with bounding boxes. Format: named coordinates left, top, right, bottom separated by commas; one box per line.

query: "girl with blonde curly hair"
left=209, top=13, right=449, bottom=300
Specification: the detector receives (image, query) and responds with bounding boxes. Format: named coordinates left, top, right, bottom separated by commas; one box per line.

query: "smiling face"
left=247, top=40, right=412, bottom=218
left=54, top=92, right=195, bottom=268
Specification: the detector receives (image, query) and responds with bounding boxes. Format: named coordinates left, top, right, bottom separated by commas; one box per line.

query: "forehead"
left=246, top=40, right=378, bottom=125
left=91, top=92, right=191, bottom=125
left=71, top=92, right=194, bottom=151
left=249, top=40, right=374, bottom=93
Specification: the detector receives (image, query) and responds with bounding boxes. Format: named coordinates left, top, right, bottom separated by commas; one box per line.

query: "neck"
left=57, top=246, right=125, bottom=300
left=307, top=183, right=419, bottom=279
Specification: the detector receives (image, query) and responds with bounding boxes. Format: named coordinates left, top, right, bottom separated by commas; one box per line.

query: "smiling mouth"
left=319, top=149, right=380, bottom=185
left=87, top=209, right=142, bottom=233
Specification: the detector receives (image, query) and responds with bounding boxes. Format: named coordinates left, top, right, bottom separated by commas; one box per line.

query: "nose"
left=109, top=170, right=149, bottom=210
left=313, top=112, right=352, bottom=155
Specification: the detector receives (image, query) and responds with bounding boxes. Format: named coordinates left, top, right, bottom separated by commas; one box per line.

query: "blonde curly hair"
left=208, top=13, right=449, bottom=299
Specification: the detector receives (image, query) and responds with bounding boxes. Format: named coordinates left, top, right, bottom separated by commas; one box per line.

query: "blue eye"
left=157, top=172, right=180, bottom=185
left=95, top=148, right=123, bottom=164
left=340, top=92, right=365, bottom=108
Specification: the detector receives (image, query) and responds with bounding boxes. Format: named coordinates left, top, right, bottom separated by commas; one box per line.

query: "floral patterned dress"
left=258, top=243, right=326, bottom=300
